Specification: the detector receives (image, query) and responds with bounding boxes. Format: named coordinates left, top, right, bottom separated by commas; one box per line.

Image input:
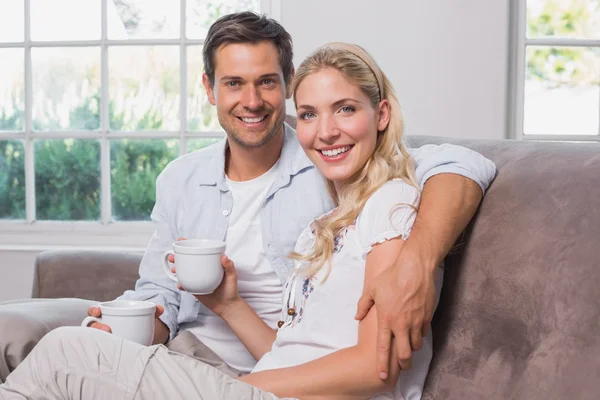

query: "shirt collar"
left=197, top=122, right=314, bottom=189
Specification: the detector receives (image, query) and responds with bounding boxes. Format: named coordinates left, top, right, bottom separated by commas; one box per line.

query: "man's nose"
left=241, top=85, right=264, bottom=110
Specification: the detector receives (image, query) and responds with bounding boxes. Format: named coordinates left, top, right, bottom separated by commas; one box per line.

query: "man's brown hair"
left=203, top=11, right=294, bottom=86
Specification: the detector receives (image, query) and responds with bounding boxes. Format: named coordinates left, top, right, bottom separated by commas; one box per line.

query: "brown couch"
left=5, top=136, right=600, bottom=399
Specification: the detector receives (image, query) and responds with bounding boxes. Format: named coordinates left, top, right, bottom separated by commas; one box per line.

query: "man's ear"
left=202, top=73, right=217, bottom=106
left=285, top=67, right=295, bottom=100
left=377, top=99, right=391, bottom=132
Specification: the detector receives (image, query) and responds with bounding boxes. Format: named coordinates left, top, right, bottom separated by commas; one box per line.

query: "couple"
left=0, top=12, right=495, bottom=400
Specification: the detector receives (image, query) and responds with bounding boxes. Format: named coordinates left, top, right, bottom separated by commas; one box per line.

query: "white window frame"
left=0, top=0, right=281, bottom=251
left=509, top=0, right=600, bottom=142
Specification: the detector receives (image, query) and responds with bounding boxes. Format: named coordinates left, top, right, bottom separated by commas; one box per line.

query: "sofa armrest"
left=32, top=250, right=143, bottom=301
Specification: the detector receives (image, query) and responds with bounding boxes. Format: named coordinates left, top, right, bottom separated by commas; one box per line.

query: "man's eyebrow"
left=220, top=75, right=244, bottom=82
left=259, top=73, right=281, bottom=80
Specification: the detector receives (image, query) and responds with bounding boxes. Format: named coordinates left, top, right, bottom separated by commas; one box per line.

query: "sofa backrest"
left=407, top=136, right=600, bottom=399
left=33, top=250, right=142, bottom=301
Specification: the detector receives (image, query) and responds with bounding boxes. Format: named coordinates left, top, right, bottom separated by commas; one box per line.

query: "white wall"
left=281, top=0, right=511, bottom=140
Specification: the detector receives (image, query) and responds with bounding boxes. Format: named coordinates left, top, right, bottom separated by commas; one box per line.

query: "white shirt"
left=252, top=180, right=445, bottom=400
left=185, top=162, right=283, bottom=373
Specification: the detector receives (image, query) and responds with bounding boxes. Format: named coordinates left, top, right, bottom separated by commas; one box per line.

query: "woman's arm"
left=192, top=256, right=276, bottom=360
left=220, top=299, right=277, bottom=361
left=240, top=237, right=405, bottom=400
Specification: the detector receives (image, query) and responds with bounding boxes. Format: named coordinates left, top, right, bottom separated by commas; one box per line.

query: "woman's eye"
left=299, top=112, right=316, bottom=120
left=339, top=106, right=355, bottom=113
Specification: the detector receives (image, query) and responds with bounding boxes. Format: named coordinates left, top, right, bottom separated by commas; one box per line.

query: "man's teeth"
left=321, top=146, right=351, bottom=157
left=241, top=116, right=266, bottom=123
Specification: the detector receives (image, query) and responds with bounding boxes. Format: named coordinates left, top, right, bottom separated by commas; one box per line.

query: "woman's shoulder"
left=362, top=178, right=420, bottom=214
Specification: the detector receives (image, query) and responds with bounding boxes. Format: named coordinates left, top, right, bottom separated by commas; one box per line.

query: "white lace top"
left=252, top=179, right=445, bottom=400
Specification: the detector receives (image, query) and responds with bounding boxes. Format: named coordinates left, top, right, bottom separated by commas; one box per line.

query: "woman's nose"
left=317, top=115, right=340, bottom=143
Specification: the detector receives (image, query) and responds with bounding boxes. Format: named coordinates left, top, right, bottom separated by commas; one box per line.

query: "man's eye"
left=226, top=81, right=240, bottom=87
left=299, top=112, right=316, bottom=120
left=262, top=79, right=275, bottom=85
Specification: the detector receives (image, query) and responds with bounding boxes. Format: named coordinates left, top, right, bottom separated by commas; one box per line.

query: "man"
left=0, top=11, right=495, bottom=383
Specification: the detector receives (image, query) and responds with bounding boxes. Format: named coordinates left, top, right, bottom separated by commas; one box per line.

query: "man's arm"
left=356, top=144, right=496, bottom=375
left=116, top=168, right=198, bottom=344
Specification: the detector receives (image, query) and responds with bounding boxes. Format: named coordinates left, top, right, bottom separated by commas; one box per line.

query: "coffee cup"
left=81, top=300, right=156, bottom=346
left=162, top=239, right=226, bottom=295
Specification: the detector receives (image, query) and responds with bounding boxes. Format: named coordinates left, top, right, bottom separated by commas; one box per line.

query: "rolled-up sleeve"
left=409, top=143, right=497, bottom=194
left=117, top=169, right=200, bottom=341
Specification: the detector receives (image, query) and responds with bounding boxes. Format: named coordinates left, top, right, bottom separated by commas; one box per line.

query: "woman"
left=0, top=43, right=443, bottom=400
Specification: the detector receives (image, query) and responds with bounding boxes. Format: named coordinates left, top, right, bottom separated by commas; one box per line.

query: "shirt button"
left=222, top=210, right=229, bottom=216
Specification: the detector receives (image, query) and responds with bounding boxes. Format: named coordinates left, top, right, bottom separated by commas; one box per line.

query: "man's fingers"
left=88, top=306, right=101, bottom=317
left=410, top=327, right=423, bottom=352
left=155, top=304, right=164, bottom=318
left=355, top=293, right=374, bottom=320
left=221, top=255, right=235, bottom=273
left=168, top=254, right=175, bottom=263
left=376, top=323, right=393, bottom=379
left=90, top=322, right=111, bottom=333
left=395, top=332, right=412, bottom=370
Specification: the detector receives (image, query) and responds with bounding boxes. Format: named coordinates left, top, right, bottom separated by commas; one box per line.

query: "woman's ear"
left=377, top=99, right=391, bottom=132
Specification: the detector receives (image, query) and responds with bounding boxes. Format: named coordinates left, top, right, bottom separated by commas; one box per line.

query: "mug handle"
left=162, top=250, right=178, bottom=282
left=81, top=316, right=101, bottom=328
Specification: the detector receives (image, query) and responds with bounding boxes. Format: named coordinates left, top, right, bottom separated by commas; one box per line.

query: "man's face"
left=203, top=41, right=289, bottom=148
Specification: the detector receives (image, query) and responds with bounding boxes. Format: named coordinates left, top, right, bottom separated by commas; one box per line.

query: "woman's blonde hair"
left=290, top=42, right=419, bottom=280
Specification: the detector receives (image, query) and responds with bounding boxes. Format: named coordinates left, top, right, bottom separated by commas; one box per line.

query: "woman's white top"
left=252, top=179, right=445, bottom=400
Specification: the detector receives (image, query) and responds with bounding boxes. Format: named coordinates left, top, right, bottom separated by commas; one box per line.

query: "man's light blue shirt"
left=119, top=124, right=496, bottom=339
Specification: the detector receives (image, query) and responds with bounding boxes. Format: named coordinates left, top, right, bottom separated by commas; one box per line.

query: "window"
left=511, top=0, right=600, bottom=141
left=0, top=0, right=279, bottom=230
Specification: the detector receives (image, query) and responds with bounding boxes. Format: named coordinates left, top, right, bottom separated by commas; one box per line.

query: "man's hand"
left=86, top=304, right=165, bottom=333
left=355, top=251, right=436, bottom=377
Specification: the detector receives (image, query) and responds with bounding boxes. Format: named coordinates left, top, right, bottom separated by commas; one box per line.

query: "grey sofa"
left=4, top=135, right=600, bottom=399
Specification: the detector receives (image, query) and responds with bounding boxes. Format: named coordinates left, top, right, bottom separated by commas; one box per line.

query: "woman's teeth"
left=320, top=146, right=351, bottom=157
left=241, top=116, right=266, bottom=123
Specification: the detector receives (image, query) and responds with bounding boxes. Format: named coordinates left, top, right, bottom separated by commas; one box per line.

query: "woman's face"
left=294, top=68, right=389, bottom=189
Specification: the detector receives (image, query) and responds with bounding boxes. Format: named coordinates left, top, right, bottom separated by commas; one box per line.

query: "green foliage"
left=111, top=139, right=179, bottom=221
left=0, top=140, right=25, bottom=219
left=527, top=0, right=600, bottom=86
left=34, top=139, right=101, bottom=220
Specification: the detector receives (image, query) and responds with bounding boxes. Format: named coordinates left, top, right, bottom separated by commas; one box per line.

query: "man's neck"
left=225, top=126, right=285, bottom=182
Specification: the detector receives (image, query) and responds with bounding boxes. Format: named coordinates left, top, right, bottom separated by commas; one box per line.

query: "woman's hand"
left=175, top=255, right=242, bottom=318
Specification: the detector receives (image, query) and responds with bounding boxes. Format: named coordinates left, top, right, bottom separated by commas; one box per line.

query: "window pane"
left=187, top=137, right=221, bottom=152
left=0, top=1, right=24, bottom=42
left=0, top=49, right=24, bottom=131
left=108, top=0, right=180, bottom=39
left=32, top=47, right=101, bottom=131
left=35, top=139, right=101, bottom=221
left=0, top=140, right=25, bottom=220
left=111, top=139, right=179, bottom=221
left=31, top=0, right=100, bottom=41
left=527, top=0, right=600, bottom=39
left=187, top=0, right=260, bottom=39
left=188, top=46, right=221, bottom=131
left=525, top=46, right=600, bottom=136
left=109, top=46, right=179, bottom=131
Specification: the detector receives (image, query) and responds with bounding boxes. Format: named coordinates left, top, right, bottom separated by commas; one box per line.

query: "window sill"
left=0, top=221, right=153, bottom=252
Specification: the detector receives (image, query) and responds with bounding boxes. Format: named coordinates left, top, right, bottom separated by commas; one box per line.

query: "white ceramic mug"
left=162, top=239, right=226, bottom=295
left=81, top=300, right=156, bottom=346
